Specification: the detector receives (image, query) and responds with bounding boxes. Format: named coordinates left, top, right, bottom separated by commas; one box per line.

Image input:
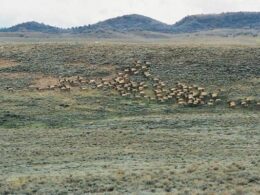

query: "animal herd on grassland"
left=5, top=60, right=260, bottom=109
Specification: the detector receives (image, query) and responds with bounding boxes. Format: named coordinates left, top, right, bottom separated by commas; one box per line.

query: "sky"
left=1, top=0, right=260, bottom=28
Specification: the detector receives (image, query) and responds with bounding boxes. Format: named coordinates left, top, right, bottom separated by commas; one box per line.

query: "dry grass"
left=0, top=40, right=259, bottom=194
left=0, top=72, right=32, bottom=79
left=0, top=59, right=17, bottom=68
left=32, top=76, right=59, bottom=88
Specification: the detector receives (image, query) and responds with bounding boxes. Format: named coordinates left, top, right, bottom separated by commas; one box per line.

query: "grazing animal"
left=53, top=61, right=226, bottom=108
left=60, top=86, right=70, bottom=92
left=228, top=101, right=236, bottom=108
left=6, top=87, right=14, bottom=92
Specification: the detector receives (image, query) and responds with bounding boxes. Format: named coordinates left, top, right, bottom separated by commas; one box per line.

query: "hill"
left=71, top=14, right=171, bottom=33
left=172, top=12, right=260, bottom=33
left=0, top=21, right=66, bottom=34
left=1, top=12, right=260, bottom=37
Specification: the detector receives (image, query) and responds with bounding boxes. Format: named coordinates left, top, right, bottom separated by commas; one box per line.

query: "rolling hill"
left=0, top=12, right=260, bottom=37
left=71, top=14, right=171, bottom=33
left=0, top=21, right=66, bottom=34
left=172, top=12, right=260, bottom=33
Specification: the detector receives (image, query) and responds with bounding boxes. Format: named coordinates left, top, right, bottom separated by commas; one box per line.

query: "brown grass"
left=32, top=76, right=59, bottom=88
left=0, top=59, right=17, bottom=68
left=0, top=72, right=32, bottom=79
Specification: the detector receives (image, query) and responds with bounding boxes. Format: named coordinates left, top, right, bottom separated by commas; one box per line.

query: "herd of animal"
left=5, top=60, right=259, bottom=108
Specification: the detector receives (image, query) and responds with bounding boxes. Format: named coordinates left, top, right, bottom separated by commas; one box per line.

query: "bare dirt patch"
left=32, top=76, right=60, bottom=88
left=0, top=72, right=32, bottom=79
left=0, top=59, right=17, bottom=68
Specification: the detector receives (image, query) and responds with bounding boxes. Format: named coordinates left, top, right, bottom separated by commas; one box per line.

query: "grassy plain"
left=0, top=37, right=259, bottom=194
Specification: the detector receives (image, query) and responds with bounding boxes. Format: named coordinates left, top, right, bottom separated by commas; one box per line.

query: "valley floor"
left=0, top=40, right=259, bottom=194
left=1, top=109, right=260, bottom=194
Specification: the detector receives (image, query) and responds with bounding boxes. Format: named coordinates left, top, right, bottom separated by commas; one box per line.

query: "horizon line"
left=1, top=11, right=259, bottom=29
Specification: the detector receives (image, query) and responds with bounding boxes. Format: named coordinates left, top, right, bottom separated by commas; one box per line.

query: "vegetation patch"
left=0, top=41, right=259, bottom=194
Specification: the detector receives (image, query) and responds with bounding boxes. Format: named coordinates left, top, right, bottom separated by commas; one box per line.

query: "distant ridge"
left=71, top=14, right=171, bottom=33
left=1, top=12, right=260, bottom=36
left=0, top=21, right=66, bottom=33
left=172, top=12, right=260, bottom=33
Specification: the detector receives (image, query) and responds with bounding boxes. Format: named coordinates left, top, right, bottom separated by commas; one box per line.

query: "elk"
left=228, top=101, right=236, bottom=108
left=6, top=86, right=14, bottom=92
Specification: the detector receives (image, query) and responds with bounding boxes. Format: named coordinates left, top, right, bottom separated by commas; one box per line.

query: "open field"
left=0, top=40, right=259, bottom=194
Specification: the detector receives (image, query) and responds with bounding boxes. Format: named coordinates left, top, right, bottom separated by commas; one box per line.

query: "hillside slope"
left=172, top=12, right=260, bottom=33
left=0, top=21, right=66, bottom=33
left=71, top=14, right=171, bottom=33
left=1, top=12, right=260, bottom=36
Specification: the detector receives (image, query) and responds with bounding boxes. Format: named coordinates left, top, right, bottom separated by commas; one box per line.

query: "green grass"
left=0, top=41, right=259, bottom=194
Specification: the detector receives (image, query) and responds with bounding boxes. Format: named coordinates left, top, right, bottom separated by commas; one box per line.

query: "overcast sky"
left=1, top=0, right=260, bottom=28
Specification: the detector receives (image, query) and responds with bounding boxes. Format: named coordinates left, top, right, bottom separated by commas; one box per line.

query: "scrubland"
left=0, top=39, right=259, bottom=194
